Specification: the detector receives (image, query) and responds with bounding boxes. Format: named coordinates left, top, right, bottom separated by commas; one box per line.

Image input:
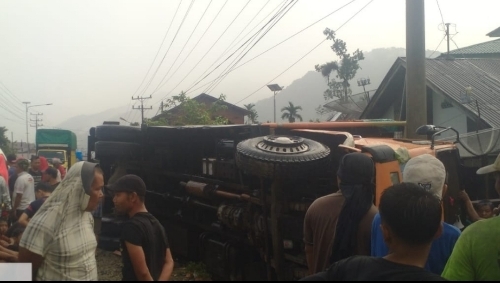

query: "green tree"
left=0, top=126, right=14, bottom=155
left=315, top=28, right=364, bottom=101
left=281, top=102, right=303, bottom=123
left=130, top=122, right=140, bottom=126
left=145, top=92, right=229, bottom=126
left=244, top=103, right=258, bottom=124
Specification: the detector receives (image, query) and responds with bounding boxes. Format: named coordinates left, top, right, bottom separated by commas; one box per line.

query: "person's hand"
left=494, top=204, right=500, bottom=216
left=0, top=240, right=9, bottom=248
left=458, top=190, right=470, bottom=201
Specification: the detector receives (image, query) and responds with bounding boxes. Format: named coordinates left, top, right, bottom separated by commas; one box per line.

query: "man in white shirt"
left=11, top=159, right=35, bottom=221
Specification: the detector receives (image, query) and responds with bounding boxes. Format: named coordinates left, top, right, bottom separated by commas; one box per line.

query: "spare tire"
left=95, top=125, right=141, bottom=143
left=236, top=135, right=331, bottom=179
left=95, top=141, right=141, bottom=160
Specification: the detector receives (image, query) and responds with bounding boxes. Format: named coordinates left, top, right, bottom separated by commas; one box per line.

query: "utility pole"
left=30, top=112, right=43, bottom=132
left=22, top=102, right=30, bottom=153
left=445, top=23, right=451, bottom=56
left=132, top=95, right=153, bottom=124
left=405, top=0, right=427, bottom=139
left=11, top=132, right=14, bottom=153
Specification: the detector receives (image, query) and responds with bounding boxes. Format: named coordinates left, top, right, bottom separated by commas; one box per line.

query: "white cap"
left=403, top=154, right=446, bottom=200
left=476, top=153, right=500, bottom=175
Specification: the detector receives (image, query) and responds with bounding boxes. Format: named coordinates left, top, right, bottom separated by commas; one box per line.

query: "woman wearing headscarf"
left=18, top=161, right=104, bottom=281
left=39, top=156, right=49, bottom=173
left=304, top=152, right=378, bottom=274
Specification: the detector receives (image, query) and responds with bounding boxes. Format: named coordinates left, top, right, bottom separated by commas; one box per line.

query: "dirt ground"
left=96, top=248, right=193, bottom=281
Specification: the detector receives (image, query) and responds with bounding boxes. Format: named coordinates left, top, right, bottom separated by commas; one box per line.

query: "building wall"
left=431, top=90, right=467, bottom=139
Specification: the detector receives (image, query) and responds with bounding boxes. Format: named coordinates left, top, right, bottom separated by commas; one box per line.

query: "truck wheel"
left=94, top=141, right=141, bottom=160
left=95, top=125, right=141, bottom=143
left=236, top=135, right=331, bottom=179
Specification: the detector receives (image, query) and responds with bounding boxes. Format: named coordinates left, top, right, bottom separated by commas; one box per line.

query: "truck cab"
left=36, top=129, right=77, bottom=169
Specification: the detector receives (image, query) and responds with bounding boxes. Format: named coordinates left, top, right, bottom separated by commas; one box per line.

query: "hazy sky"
left=1, top=0, right=498, bottom=142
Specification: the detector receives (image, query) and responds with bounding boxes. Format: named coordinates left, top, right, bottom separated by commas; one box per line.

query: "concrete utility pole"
left=30, top=112, right=43, bottom=131
left=132, top=95, right=153, bottom=124
left=405, top=0, right=427, bottom=139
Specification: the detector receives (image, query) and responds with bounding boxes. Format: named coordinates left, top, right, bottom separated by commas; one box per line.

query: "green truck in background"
left=36, top=129, right=77, bottom=169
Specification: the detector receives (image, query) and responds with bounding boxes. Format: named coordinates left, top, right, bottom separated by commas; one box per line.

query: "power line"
left=183, top=0, right=292, bottom=94
left=204, top=0, right=298, bottom=94
left=235, top=0, right=374, bottom=105
left=436, top=0, right=445, bottom=29
left=149, top=0, right=214, bottom=95
left=158, top=0, right=253, bottom=101
left=132, top=0, right=184, bottom=98
left=125, top=0, right=184, bottom=121
left=151, top=0, right=231, bottom=116
left=0, top=91, right=24, bottom=114
left=428, top=34, right=446, bottom=58
left=193, top=0, right=282, bottom=94
left=185, top=0, right=357, bottom=96
left=153, top=0, right=278, bottom=104
left=137, top=0, right=196, bottom=98
left=0, top=80, right=23, bottom=104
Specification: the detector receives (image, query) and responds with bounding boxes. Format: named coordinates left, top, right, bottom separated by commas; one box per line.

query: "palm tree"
left=281, top=102, right=303, bottom=123
left=244, top=103, right=258, bottom=124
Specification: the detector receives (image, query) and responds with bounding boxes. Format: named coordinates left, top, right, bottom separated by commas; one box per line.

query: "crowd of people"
left=1, top=149, right=499, bottom=281
left=302, top=152, right=500, bottom=281
left=0, top=155, right=173, bottom=281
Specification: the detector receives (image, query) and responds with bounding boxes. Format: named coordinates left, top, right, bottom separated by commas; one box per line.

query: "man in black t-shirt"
left=28, top=156, right=43, bottom=189
left=109, top=174, right=174, bottom=281
left=18, top=182, right=54, bottom=227
left=301, top=183, right=446, bottom=281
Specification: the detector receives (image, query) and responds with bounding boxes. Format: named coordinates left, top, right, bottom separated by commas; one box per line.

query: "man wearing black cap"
left=109, top=174, right=174, bottom=281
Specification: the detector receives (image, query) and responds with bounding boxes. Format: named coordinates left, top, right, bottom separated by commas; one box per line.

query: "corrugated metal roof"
left=400, top=58, right=500, bottom=128
left=448, top=38, right=500, bottom=55
left=487, top=27, right=500, bottom=37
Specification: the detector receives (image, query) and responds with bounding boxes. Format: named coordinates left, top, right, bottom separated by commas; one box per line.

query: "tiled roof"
left=448, top=38, right=500, bottom=55
left=400, top=58, right=500, bottom=128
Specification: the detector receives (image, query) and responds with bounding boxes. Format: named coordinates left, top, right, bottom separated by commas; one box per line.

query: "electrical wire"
left=428, top=34, right=446, bottom=58
left=192, top=0, right=283, bottom=94
left=149, top=0, right=214, bottom=95
left=177, top=0, right=257, bottom=94
left=235, top=0, right=374, bottom=105
left=436, top=0, right=445, bottom=29
left=125, top=0, right=184, bottom=121
left=186, top=0, right=357, bottom=96
left=137, top=0, right=196, bottom=98
left=150, top=0, right=277, bottom=115
left=150, top=0, right=231, bottom=115
left=203, top=0, right=298, bottom=94
left=150, top=0, right=252, bottom=106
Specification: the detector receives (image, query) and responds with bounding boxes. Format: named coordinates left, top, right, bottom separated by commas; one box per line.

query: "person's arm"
left=0, top=245, right=18, bottom=257
left=305, top=244, right=315, bottom=275
left=12, top=193, right=22, bottom=219
left=303, top=207, right=315, bottom=275
left=158, top=248, right=174, bottom=281
left=124, top=241, right=153, bottom=281
left=18, top=213, right=30, bottom=227
left=18, top=247, right=44, bottom=281
left=0, top=250, right=17, bottom=262
left=458, top=191, right=482, bottom=222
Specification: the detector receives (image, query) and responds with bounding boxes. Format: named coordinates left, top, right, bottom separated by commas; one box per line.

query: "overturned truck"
left=88, top=121, right=468, bottom=281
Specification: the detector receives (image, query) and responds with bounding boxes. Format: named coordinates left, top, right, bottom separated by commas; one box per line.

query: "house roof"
left=447, top=38, right=500, bottom=56
left=361, top=57, right=500, bottom=128
left=158, top=93, right=251, bottom=116
left=487, top=27, right=500, bottom=37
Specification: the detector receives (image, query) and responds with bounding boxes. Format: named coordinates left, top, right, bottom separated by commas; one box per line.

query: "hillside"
left=252, top=48, right=438, bottom=122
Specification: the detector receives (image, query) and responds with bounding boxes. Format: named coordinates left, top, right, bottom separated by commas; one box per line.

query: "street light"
left=23, top=102, right=53, bottom=154
left=267, top=84, right=283, bottom=123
